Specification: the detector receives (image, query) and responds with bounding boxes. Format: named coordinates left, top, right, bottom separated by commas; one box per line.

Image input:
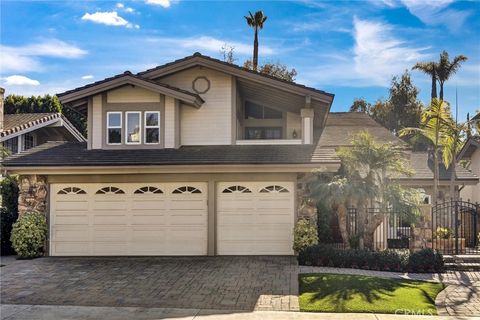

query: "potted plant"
left=433, top=226, right=465, bottom=254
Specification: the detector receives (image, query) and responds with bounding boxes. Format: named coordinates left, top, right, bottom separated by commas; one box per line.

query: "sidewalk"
left=2, top=304, right=479, bottom=320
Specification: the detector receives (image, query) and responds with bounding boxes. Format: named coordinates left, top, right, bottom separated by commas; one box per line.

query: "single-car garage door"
left=50, top=183, right=207, bottom=256
left=217, top=182, right=295, bottom=255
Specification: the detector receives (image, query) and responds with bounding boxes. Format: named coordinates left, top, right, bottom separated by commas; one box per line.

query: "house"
left=2, top=53, right=477, bottom=257
left=459, top=135, right=480, bottom=203
left=0, top=88, right=86, bottom=156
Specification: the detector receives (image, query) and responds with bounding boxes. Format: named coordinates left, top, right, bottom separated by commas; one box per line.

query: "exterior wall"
left=107, top=86, right=161, bottom=103
left=461, top=150, right=480, bottom=202
left=286, top=112, right=302, bottom=140
left=91, top=95, right=102, bottom=149
left=164, top=96, right=180, bottom=148
left=159, top=67, right=233, bottom=145
left=47, top=172, right=298, bottom=256
left=18, top=175, right=48, bottom=217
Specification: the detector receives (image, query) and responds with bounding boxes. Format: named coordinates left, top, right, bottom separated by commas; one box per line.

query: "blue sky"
left=1, top=0, right=479, bottom=120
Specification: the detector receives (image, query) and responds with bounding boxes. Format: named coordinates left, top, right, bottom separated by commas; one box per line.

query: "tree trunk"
left=431, top=67, right=437, bottom=99
left=357, top=199, right=367, bottom=250
left=433, top=147, right=439, bottom=205
left=364, top=213, right=384, bottom=250
left=253, top=27, right=259, bottom=71
left=336, top=203, right=350, bottom=249
left=439, top=82, right=444, bottom=101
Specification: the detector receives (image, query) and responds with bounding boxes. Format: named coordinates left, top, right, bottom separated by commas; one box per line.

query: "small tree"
left=243, top=60, right=297, bottom=82
left=349, top=98, right=371, bottom=113
left=293, top=218, right=319, bottom=253
left=10, top=212, right=48, bottom=258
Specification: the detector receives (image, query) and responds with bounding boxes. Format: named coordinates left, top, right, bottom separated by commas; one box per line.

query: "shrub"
left=293, top=218, right=319, bottom=253
left=298, top=244, right=443, bottom=273
left=0, top=175, right=19, bottom=255
left=10, top=212, right=48, bottom=258
left=435, top=227, right=453, bottom=239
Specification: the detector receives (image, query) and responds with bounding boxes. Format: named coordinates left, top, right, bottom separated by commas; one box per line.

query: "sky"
left=1, top=0, right=479, bottom=120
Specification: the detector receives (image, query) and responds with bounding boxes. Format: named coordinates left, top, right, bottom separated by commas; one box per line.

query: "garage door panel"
left=50, top=182, right=207, bottom=256
left=217, top=199, right=254, bottom=210
left=53, top=227, right=89, bottom=241
left=218, top=213, right=254, bottom=225
left=256, top=214, right=291, bottom=224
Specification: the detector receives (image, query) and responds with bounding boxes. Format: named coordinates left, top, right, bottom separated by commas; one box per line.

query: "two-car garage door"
left=50, top=181, right=294, bottom=256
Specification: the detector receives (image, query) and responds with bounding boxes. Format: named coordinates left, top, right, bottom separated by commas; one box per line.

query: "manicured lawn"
left=299, top=273, right=445, bottom=314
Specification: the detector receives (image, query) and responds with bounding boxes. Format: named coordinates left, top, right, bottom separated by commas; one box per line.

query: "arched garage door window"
left=222, top=185, right=252, bottom=193
left=259, top=185, right=290, bottom=193
left=172, top=186, right=202, bottom=194
left=134, top=186, right=163, bottom=194
left=57, top=187, right=87, bottom=195
left=95, top=186, right=125, bottom=194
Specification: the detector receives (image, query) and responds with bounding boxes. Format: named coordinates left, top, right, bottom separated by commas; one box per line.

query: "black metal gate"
left=432, top=200, right=479, bottom=255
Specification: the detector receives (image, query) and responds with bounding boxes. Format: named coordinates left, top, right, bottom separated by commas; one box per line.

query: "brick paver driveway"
left=0, top=256, right=298, bottom=312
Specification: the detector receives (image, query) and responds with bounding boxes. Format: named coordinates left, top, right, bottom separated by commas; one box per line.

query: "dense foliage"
left=4, top=94, right=87, bottom=136
left=298, top=245, right=444, bottom=273
left=0, top=175, right=19, bottom=255
left=293, top=218, right=319, bottom=253
left=10, top=212, right=48, bottom=258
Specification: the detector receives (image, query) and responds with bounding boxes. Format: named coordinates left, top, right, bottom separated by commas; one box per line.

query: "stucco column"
left=18, top=175, right=48, bottom=218
left=410, top=204, right=433, bottom=252
left=301, top=108, right=314, bottom=145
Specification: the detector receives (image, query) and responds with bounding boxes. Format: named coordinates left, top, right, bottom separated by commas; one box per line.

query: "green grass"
left=299, top=273, right=445, bottom=314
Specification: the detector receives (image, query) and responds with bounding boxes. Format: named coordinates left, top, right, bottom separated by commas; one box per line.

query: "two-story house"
left=2, top=53, right=477, bottom=257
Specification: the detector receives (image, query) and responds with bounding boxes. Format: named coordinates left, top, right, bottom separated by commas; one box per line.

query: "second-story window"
left=107, top=112, right=122, bottom=144
left=126, top=112, right=141, bottom=144
left=144, top=111, right=160, bottom=144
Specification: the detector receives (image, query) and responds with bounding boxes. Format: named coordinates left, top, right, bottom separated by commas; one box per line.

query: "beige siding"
left=164, top=96, right=180, bottom=148
left=91, top=95, right=102, bottom=149
left=107, top=86, right=161, bottom=103
left=159, top=67, right=232, bottom=145
left=461, top=150, right=480, bottom=202
left=286, top=112, right=302, bottom=140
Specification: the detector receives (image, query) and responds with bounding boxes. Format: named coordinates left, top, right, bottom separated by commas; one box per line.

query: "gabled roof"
left=317, top=112, right=408, bottom=147
left=458, top=135, right=480, bottom=160
left=0, top=113, right=86, bottom=142
left=57, top=71, right=204, bottom=108
left=138, top=52, right=334, bottom=104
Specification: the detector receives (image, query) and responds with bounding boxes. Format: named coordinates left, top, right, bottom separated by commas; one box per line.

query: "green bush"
left=435, top=227, right=453, bottom=239
left=1, top=175, right=19, bottom=255
left=293, top=218, right=319, bottom=253
left=10, top=212, right=48, bottom=258
left=298, top=244, right=443, bottom=273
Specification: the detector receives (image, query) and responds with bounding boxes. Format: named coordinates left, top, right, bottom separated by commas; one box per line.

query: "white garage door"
left=50, top=183, right=207, bottom=256
left=217, top=182, right=295, bottom=255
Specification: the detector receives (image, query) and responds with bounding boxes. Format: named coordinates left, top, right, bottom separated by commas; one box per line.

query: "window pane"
left=265, top=127, right=282, bottom=139
left=146, top=128, right=159, bottom=143
left=127, top=113, right=140, bottom=143
left=108, top=113, right=121, bottom=127
left=146, top=112, right=159, bottom=126
left=245, top=128, right=263, bottom=139
left=263, top=106, right=282, bottom=119
left=3, top=137, right=18, bottom=154
left=245, top=102, right=263, bottom=119
left=108, top=128, right=121, bottom=144
left=23, top=133, right=34, bottom=150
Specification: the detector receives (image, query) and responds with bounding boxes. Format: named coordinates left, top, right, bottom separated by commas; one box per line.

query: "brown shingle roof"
left=1, top=113, right=62, bottom=138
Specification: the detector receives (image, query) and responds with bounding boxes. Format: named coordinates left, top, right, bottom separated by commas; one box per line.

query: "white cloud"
left=0, top=39, right=87, bottom=73
left=116, top=3, right=124, bottom=8
left=146, top=0, right=170, bottom=7
left=81, top=11, right=139, bottom=29
left=81, top=75, right=94, bottom=80
left=400, top=0, right=471, bottom=31
left=300, top=17, right=429, bottom=87
left=125, top=7, right=135, bottom=13
left=2, top=75, right=40, bottom=86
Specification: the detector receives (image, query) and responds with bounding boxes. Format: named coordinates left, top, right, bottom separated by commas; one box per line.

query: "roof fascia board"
left=0, top=117, right=62, bottom=142
left=59, top=75, right=203, bottom=107
left=144, top=57, right=334, bottom=105
left=4, top=163, right=341, bottom=175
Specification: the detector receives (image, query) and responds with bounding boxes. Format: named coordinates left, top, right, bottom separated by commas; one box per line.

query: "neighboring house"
left=0, top=88, right=86, bottom=156
left=1, top=53, right=477, bottom=257
left=459, top=136, right=480, bottom=203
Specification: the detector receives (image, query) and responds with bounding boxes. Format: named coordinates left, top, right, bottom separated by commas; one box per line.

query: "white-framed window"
left=144, top=111, right=160, bottom=144
left=126, top=111, right=141, bottom=144
left=106, top=112, right=122, bottom=145
left=23, top=133, right=35, bottom=150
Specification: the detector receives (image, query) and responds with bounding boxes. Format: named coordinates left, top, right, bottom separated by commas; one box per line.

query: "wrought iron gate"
left=432, top=200, right=479, bottom=255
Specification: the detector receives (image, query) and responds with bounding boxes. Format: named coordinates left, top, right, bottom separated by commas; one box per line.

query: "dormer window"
left=107, top=112, right=122, bottom=144
left=144, top=111, right=160, bottom=144
left=126, top=112, right=141, bottom=144
left=245, top=102, right=282, bottom=119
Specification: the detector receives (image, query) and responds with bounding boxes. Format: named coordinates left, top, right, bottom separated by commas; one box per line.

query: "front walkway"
left=299, top=266, right=480, bottom=317
left=0, top=256, right=299, bottom=312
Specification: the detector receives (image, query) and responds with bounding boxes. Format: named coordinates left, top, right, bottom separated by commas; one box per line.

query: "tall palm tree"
left=399, top=99, right=455, bottom=204
left=436, top=51, right=468, bottom=100
left=443, top=121, right=466, bottom=201
left=244, top=11, right=267, bottom=71
left=412, top=62, right=437, bottom=100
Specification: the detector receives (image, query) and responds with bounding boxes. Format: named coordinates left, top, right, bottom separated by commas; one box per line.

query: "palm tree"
left=244, top=11, right=267, bottom=71
left=399, top=99, right=454, bottom=204
left=412, top=62, right=437, bottom=99
left=443, top=121, right=466, bottom=201
left=436, top=51, right=468, bottom=100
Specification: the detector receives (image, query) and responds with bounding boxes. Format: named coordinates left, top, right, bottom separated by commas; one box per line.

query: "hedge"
left=298, top=244, right=444, bottom=273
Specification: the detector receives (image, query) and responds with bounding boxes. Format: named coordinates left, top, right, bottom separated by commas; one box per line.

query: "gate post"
left=410, top=204, right=433, bottom=252
left=455, top=200, right=459, bottom=255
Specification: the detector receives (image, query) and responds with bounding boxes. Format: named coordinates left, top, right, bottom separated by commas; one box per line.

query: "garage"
left=217, top=182, right=295, bottom=255
left=50, top=183, right=208, bottom=256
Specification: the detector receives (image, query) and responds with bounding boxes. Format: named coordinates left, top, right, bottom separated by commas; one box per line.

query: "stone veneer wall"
left=18, top=175, right=48, bottom=217
left=410, top=204, right=433, bottom=252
